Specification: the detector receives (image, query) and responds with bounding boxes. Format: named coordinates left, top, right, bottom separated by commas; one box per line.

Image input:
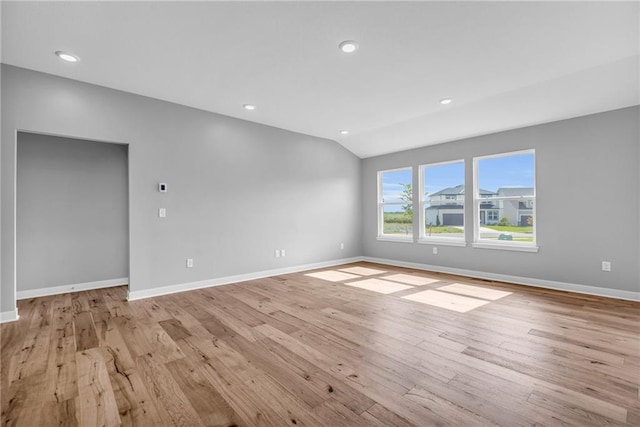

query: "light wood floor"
left=2, top=262, right=639, bottom=426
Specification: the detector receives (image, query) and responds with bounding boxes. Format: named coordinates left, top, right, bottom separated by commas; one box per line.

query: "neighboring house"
left=496, top=187, right=534, bottom=226
left=425, top=185, right=533, bottom=226
left=425, top=185, right=496, bottom=226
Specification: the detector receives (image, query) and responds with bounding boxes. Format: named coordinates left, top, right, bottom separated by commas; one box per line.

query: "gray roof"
left=430, top=184, right=464, bottom=197
left=429, top=185, right=494, bottom=197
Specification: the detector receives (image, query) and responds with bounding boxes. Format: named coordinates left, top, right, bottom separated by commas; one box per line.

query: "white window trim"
left=418, top=238, right=467, bottom=247
left=377, top=167, right=413, bottom=241
left=418, top=159, right=466, bottom=244
left=473, top=149, right=538, bottom=251
left=377, top=236, right=415, bottom=243
left=471, top=242, right=539, bottom=252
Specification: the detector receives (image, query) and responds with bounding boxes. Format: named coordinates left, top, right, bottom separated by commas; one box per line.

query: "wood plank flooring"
left=1, top=261, right=639, bottom=426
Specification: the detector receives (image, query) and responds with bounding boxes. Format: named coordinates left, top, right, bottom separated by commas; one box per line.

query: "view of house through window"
left=378, top=168, right=413, bottom=239
left=419, top=160, right=465, bottom=240
left=377, top=150, right=535, bottom=249
left=474, top=150, right=536, bottom=245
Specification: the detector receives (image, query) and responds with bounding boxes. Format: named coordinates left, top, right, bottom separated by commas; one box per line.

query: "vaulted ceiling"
left=2, top=1, right=638, bottom=158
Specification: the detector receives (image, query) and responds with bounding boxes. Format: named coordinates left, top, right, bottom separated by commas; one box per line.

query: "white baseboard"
left=363, top=257, right=640, bottom=302
left=127, top=257, right=364, bottom=301
left=16, top=277, right=129, bottom=300
left=0, top=308, right=20, bottom=323
left=13, top=256, right=633, bottom=309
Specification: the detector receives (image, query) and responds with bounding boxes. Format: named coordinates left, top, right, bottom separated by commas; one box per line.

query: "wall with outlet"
left=362, top=106, right=639, bottom=293
left=1, top=65, right=636, bottom=315
left=16, top=133, right=129, bottom=292
left=1, top=65, right=362, bottom=313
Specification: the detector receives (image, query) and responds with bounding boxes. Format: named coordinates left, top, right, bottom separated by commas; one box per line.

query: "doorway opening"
left=16, top=131, right=129, bottom=299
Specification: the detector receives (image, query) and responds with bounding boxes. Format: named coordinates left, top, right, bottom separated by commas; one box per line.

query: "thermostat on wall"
left=159, top=183, right=167, bottom=192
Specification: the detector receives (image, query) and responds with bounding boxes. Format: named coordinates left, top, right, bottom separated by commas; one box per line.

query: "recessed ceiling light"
left=440, top=98, right=453, bottom=105
left=339, top=40, right=359, bottom=54
left=243, top=104, right=256, bottom=110
left=340, top=130, right=349, bottom=135
left=55, top=51, right=79, bottom=63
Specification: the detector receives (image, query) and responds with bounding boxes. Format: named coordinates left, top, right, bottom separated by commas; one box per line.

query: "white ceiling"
left=2, top=1, right=639, bottom=158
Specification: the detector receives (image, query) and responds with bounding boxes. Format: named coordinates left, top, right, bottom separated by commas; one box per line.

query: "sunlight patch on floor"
left=402, top=290, right=490, bottom=313
left=339, top=266, right=387, bottom=276
left=305, top=271, right=361, bottom=282
left=308, top=266, right=512, bottom=314
left=383, top=274, right=440, bottom=286
left=345, top=278, right=414, bottom=294
left=438, top=283, right=512, bottom=300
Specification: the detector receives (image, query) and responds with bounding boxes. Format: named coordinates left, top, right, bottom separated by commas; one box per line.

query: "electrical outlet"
left=186, top=258, right=194, bottom=268
left=433, top=247, right=438, bottom=255
left=281, top=249, right=286, bottom=257
left=275, top=249, right=280, bottom=258
left=602, top=261, right=611, bottom=272
left=340, top=242, right=345, bottom=250
left=159, top=208, right=167, bottom=218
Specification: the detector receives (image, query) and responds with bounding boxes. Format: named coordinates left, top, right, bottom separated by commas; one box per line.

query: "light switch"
left=159, top=208, right=167, bottom=218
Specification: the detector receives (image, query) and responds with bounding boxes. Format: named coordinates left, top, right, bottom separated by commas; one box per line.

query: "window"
left=378, top=167, right=413, bottom=240
left=473, top=150, right=536, bottom=250
left=419, top=160, right=465, bottom=243
left=486, top=210, right=498, bottom=222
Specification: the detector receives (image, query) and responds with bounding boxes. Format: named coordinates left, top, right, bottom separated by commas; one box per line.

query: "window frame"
left=472, top=149, right=538, bottom=252
left=377, top=167, right=414, bottom=242
left=418, top=159, right=467, bottom=247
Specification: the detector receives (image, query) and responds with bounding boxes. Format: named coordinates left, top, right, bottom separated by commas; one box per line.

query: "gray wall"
left=1, top=63, right=636, bottom=315
left=362, top=106, right=639, bottom=292
left=0, top=60, right=3, bottom=312
left=1, top=65, right=362, bottom=313
left=17, top=132, right=128, bottom=291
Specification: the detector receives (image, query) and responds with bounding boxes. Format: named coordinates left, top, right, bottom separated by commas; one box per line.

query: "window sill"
left=418, top=238, right=467, bottom=247
left=377, top=236, right=414, bottom=243
left=472, top=242, right=539, bottom=252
